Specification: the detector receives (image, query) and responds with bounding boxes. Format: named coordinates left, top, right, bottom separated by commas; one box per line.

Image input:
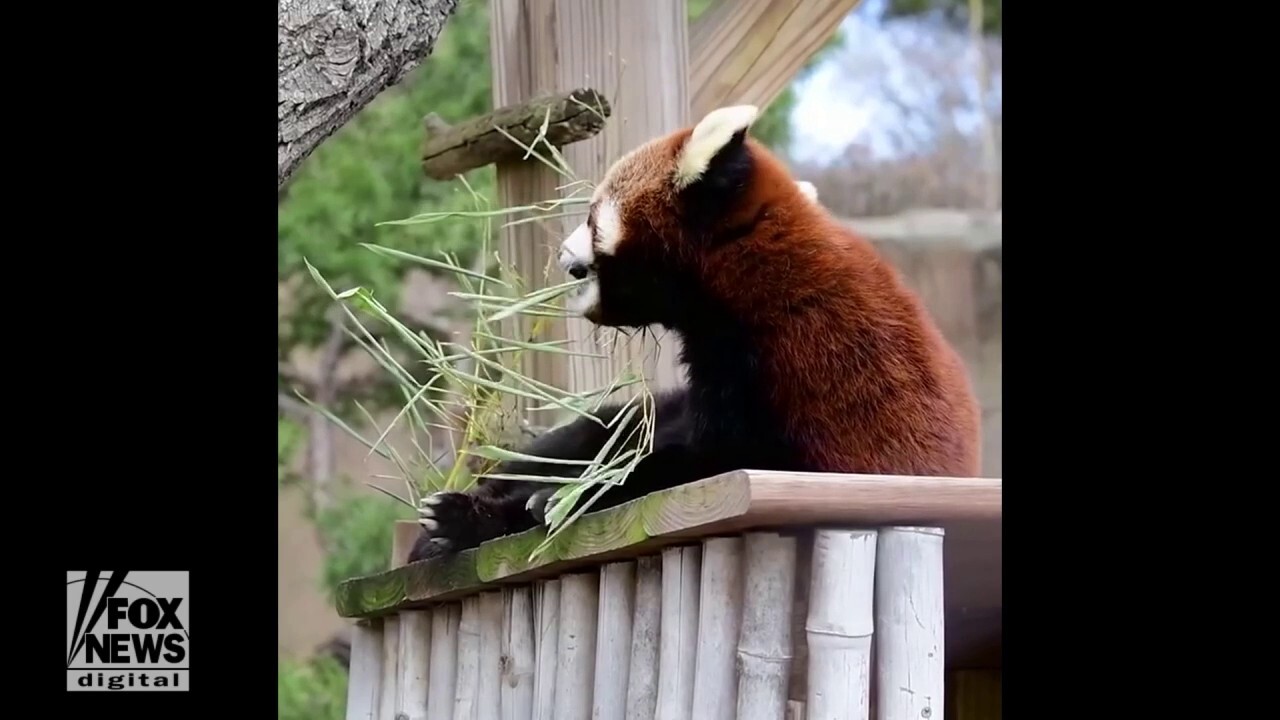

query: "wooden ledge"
left=334, top=470, right=1002, bottom=618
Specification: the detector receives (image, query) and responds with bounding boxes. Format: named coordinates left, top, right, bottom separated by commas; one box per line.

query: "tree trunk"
left=278, top=0, right=461, bottom=189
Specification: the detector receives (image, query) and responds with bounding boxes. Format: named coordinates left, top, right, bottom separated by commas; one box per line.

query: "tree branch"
left=420, top=88, right=612, bottom=179
left=278, top=0, right=462, bottom=188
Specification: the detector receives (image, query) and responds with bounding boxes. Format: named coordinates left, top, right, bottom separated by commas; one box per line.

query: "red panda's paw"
left=524, top=486, right=561, bottom=527
left=408, top=491, right=484, bottom=562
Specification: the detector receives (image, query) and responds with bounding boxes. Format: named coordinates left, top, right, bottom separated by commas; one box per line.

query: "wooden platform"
left=335, top=469, right=1002, bottom=666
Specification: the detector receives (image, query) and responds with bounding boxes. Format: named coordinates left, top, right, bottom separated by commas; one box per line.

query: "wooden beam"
left=334, top=469, right=1001, bottom=618
left=688, top=0, right=862, bottom=118
left=420, top=88, right=612, bottom=180
left=489, top=0, right=690, bottom=406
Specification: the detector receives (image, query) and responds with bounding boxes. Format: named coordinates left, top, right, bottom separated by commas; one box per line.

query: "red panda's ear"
left=674, top=105, right=759, bottom=190
left=796, top=181, right=819, bottom=203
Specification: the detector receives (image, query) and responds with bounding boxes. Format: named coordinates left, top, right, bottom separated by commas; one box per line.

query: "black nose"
left=567, top=262, right=589, bottom=280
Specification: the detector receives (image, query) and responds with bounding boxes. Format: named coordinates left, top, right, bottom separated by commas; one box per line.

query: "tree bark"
left=278, top=0, right=462, bottom=189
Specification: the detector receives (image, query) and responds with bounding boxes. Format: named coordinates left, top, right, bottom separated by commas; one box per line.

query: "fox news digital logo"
left=66, top=570, right=189, bottom=692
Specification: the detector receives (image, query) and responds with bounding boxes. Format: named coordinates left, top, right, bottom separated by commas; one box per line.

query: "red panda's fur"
left=408, top=107, right=981, bottom=563
left=592, top=125, right=981, bottom=477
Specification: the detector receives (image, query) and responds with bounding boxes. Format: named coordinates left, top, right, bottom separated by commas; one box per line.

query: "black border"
left=1000, top=5, right=1205, bottom=715
left=10, top=1, right=1210, bottom=717
left=20, top=2, right=275, bottom=716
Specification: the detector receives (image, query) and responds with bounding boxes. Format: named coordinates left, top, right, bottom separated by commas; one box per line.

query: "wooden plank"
left=688, top=0, right=862, bottom=118
left=420, top=88, right=611, bottom=180
left=336, top=470, right=1000, bottom=618
left=344, top=619, right=383, bottom=720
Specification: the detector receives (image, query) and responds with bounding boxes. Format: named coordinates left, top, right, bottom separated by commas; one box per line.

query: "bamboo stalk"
left=593, top=562, right=637, bottom=720
left=554, top=572, right=600, bottom=720
left=501, top=587, right=536, bottom=720
left=805, top=529, right=877, bottom=720
left=345, top=619, right=383, bottom=720
left=874, top=527, right=945, bottom=720
left=398, top=610, right=432, bottom=720
left=532, top=579, right=561, bottom=720
left=625, top=556, right=663, bottom=720
left=426, top=605, right=460, bottom=720
left=691, top=537, right=745, bottom=720
left=736, top=532, right=799, bottom=720
left=656, top=545, right=702, bottom=720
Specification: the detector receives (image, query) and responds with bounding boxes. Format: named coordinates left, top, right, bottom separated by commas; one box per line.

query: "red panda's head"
left=558, top=105, right=819, bottom=329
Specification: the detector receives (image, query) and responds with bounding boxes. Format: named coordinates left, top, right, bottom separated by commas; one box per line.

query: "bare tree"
left=278, top=0, right=461, bottom=189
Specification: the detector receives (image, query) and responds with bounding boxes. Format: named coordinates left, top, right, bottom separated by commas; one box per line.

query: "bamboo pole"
left=625, top=556, right=663, bottom=720
left=691, top=537, right=745, bottom=720
left=736, top=532, right=799, bottom=720
left=501, top=587, right=536, bottom=720
left=398, top=610, right=432, bottom=720
left=656, top=545, right=702, bottom=720
left=805, top=529, right=877, bottom=720
left=532, top=579, right=561, bottom=720
left=345, top=619, right=383, bottom=720
left=455, top=597, right=482, bottom=720
left=478, top=591, right=505, bottom=720
left=380, top=615, right=401, bottom=720
left=554, top=572, right=600, bottom=720
left=874, top=527, right=945, bottom=720
left=593, top=562, right=638, bottom=720
left=426, top=604, right=460, bottom=720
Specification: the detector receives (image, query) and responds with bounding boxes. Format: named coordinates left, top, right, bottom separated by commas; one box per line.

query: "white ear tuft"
left=796, top=181, right=818, bottom=203
left=674, top=105, right=759, bottom=188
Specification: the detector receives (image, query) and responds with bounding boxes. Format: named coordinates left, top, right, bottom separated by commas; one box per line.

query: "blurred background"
left=277, top=0, right=1001, bottom=715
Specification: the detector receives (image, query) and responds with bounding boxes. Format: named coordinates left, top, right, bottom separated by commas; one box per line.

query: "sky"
left=785, top=0, right=1002, bottom=166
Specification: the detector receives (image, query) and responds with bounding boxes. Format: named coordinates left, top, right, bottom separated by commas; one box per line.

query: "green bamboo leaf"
left=466, top=445, right=595, bottom=465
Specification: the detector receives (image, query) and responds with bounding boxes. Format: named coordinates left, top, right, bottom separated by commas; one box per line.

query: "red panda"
left=408, top=105, right=980, bottom=563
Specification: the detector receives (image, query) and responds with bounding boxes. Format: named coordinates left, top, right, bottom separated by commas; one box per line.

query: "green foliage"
left=314, top=493, right=415, bottom=602
left=885, top=0, right=1002, bottom=34
left=278, top=655, right=348, bottom=720
left=278, top=417, right=303, bottom=488
left=278, top=0, right=495, bottom=359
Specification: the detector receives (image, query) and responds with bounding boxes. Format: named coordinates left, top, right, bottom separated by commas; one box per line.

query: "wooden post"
left=398, top=610, right=433, bottom=720
left=657, top=545, right=702, bottom=720
left=806, top=529, right=877, bottom=720
left=554, top=572, right=600, bottom=720
left=380, top=615, right=402, bottom=720
left=874, top=527, right=946, bottom=720
left=489, top=0, right=691, bottom=399
left=426, top=605, right=461, bottom=720
left=455, top=597, right=482, bottom=720
left=532, top=579, right=561, bottom=720
left=345, top=619, right=383, bottom=720
left=478, top=591, right=505, bottom=720
left=736, top=532, right=799, bottom=720
left=593, top=562, right=638, bottom=720
left=393, top=528, right=431, bottom=720
left=501, top=587, right=537, bottom=720
left=691, top=537, right=745, bottom=720
left=625, top=556, right=663, bottom=720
